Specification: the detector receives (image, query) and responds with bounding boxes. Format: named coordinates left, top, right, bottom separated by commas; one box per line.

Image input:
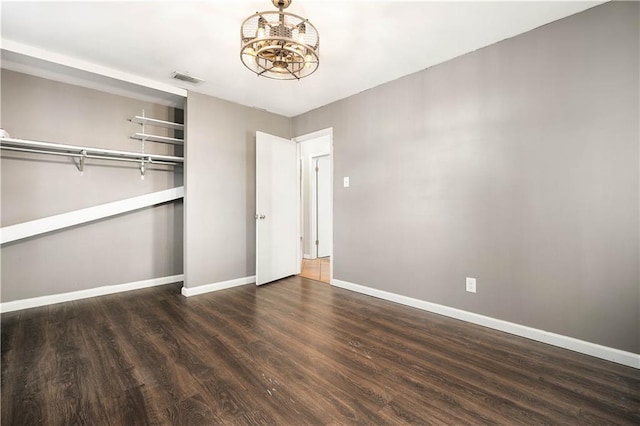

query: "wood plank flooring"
left=2, top=276, right=639, bottom=425
left=299, top=257, right=330, bottom=283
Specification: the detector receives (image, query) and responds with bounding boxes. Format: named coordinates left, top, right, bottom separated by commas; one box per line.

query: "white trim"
left=303, top=254, right=313, bottom=260
left=2, top=40, right=186, bottom=97
left=0, top=274, right=184, bottom=313
left=181, top=276, right=256, bottom=297
left=331, top=279, right=640, bottom=369
left=292, top=127, right=333, bottom=143
left=296, top=139, right=303, bottom=276
left=293, top=127, right=334, bottom=283
left=311, top=154, right=331, bottom=259
left=1, top=186, right=184, bottom=244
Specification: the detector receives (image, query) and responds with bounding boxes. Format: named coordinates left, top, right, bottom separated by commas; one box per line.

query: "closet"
left=0, top=50, right=187, bottom=310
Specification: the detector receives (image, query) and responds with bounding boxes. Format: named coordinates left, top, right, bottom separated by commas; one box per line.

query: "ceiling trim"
left=2, top=39, right=186, bottom=106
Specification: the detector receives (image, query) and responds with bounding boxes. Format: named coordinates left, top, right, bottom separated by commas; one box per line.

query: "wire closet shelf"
left=0, top=137, right=184, bottom=170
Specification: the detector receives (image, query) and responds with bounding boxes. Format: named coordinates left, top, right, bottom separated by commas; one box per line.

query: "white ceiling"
left=1, top=1, right=605, bottom=117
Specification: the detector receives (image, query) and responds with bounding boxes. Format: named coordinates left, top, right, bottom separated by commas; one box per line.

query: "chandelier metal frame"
left=240, top=0, right=320, bottom=80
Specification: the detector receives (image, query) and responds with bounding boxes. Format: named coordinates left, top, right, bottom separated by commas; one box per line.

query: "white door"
left=316, top=156, right=332, bottom=258
left=256, top=131, right=300, bottom=285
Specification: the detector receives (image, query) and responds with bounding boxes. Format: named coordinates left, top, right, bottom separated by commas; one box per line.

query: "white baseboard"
left=181, top=275, right=255, bottom=297
left=303, top=254, right=313, bottom=260
left=331, top=279, right=640, bottom=369
left=0, top=274, right=184, bottom=313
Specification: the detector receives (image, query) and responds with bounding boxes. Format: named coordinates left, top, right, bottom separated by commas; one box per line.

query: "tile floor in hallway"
left=299, top=257, right=330, bottom=283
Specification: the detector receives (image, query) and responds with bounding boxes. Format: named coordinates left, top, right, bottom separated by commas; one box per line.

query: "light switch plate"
left=466, top=277, right=477, bottom=293
left=343, top=177, right=350, bottom=187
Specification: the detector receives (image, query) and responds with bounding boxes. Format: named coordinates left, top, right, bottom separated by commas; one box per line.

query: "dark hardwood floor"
left=2, top=276, right=639, bottom=425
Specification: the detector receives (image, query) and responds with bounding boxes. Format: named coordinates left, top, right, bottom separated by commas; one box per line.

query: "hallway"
left=299, top=257, right=330, bottom=283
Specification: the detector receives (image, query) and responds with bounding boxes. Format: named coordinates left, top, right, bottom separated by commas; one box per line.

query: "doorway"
left=300, top=257, right=331, bottom=283
left=295, top=129, right=333, bottom=284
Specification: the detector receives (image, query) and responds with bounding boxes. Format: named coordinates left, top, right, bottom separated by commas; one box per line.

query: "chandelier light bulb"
left=244, top=46, right=255, bottom=56
left=257, top=16, right=267, bottom=38
left=297, top=22, right=306, bottom=44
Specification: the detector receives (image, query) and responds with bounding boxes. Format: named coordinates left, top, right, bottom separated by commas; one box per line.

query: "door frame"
left=293, top=127, right=334, bottom=284
left=311, top=154, right=331, bottom=258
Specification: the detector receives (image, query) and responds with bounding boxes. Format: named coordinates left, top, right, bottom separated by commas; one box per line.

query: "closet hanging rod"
left=1, top=146, right=182, bottom=168
left=1, top=145, right=85, bottom=158
left=83, top=154, right=178, bottom=166
left=0, top=137, right=184, bottom=164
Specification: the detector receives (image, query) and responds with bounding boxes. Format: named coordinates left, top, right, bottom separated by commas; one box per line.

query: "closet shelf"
left=129, top=116, right=184, bottom=131
left=130, top=132, right=184, bottom=145
left=0, top=137, right=184, bottom=165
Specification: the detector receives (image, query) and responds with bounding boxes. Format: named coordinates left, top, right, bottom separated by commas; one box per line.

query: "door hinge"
left=315, top=166, right=319, bottom=172
left=315, top=240, right=319, bottom=245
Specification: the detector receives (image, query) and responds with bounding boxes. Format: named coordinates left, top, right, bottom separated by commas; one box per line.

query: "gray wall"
left=184, top=92, right=290, bottom=288
left=1, top=70, right=183, bottom=301
left=293, top=2, right=639, bottom=353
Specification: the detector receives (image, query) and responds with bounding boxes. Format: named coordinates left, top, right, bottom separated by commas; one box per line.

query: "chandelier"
left=240, top=0, right=319, bottom=80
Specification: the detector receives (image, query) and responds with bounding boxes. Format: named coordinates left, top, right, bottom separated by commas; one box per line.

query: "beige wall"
left=293, top=2, right=639, bottom=353
left=184, top=92, right=290, bottom=288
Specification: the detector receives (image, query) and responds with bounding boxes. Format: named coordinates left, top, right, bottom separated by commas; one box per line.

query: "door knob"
left=260, top=215, right=266, bottom=219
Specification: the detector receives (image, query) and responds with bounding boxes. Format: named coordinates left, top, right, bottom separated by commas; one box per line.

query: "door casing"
left=293, top=128, right=334, bottom=283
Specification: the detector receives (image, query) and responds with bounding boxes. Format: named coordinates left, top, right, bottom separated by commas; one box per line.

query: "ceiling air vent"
left=170, top=72, right=204, bottom=85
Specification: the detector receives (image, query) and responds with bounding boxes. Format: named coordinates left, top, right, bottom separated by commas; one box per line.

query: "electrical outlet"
left=466, top=277, right=477, bottom=293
